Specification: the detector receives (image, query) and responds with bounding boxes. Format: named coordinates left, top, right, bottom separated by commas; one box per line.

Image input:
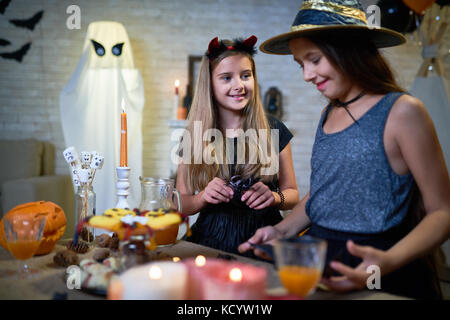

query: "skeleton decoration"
left=63, top=146, right=104, bottom=242
left=63, top=146, right=104, bottom=190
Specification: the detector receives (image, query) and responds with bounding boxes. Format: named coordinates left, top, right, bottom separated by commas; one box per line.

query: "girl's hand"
left=320, top=240, right=392, bottom=292
left=201, top=177, right=234, bottom=205
left=241, top=182, right=275, bottom=210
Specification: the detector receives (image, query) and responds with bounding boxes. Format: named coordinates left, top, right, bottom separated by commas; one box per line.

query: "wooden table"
left=0, top=240, right=408, bottom=300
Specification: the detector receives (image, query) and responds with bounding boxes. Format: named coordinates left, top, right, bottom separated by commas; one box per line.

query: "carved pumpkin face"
left=0, top=201, right=66, bottom=255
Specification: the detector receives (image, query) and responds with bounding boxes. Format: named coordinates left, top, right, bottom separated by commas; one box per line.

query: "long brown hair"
left=307, top=32, right=405, bottom=105
left=182, top=42, right=277, bottom=193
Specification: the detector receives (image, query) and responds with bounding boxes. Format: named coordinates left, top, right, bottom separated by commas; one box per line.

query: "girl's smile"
left=211, top=53, right=254, bottom=113
left=315, top=79, right=328, bottom=91
left=288, top=37, right=357, bottom=101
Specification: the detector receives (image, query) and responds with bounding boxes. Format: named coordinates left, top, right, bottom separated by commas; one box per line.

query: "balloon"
left=377, top=0, right=421, bottom=33
left=402, top=0, right=436, bottom=14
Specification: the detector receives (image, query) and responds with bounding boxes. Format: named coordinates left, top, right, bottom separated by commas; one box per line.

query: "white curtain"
left=60, top=21, right=144, bottom=215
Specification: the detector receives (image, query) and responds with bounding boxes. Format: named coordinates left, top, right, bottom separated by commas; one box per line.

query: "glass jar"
left=74, top=185, right=96, bottom=243
left=138, top=177, right=182, bottom=246
left=138, top=177, right=181, bottom=212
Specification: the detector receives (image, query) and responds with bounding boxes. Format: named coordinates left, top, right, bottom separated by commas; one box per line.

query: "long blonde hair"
left=183, top=45, right=277, bottom=193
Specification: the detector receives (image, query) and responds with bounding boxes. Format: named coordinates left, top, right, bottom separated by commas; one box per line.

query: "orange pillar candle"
left=120, top=101, right=128, bottom=167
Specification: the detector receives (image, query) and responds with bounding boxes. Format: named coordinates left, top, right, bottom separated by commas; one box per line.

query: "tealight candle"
left=113, top=261, right=188, bottom=300
left=184, top=255, right=207, bottom=299
left=203, top=260, right=267, bottom=300
left=195, top=254, right=206, bottom=267
left=184, top=258, right=267, bottom=300
left=229, top=267, right=242, bottom=282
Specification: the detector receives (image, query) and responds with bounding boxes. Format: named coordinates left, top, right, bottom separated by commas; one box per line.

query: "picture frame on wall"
left=188, top=55, right=202, bottom=98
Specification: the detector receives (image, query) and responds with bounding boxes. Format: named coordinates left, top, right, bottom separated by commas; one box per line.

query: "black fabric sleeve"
left=267, top=115, right=293, bottom=152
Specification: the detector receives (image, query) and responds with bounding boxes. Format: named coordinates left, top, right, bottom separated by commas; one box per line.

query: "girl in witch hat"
left=239, top=0, right=449, bottom=299
left=175, top=35, right=299, bottom=257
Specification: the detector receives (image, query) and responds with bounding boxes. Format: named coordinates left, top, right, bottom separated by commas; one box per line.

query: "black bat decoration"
left=9, top=10, right=43, bottom=30
left=0, top=0, right=11, bottom=15
left=0, top=38, right=11, bottom=46
left=0, top=42, right=31, bottom=62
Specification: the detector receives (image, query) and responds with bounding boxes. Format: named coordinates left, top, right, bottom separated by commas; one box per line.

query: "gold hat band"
left=300, top=0, right=367, bottom=24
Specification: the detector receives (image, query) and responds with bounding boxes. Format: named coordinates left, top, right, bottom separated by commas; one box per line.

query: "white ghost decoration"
left=59, top=21, right=144, bottom=214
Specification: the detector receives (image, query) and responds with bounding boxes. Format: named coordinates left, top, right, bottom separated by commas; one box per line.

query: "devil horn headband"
left=206, top=35, right=258, bottom=60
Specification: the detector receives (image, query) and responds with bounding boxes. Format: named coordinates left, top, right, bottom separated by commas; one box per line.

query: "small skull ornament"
left=63, top=147, right=79, bottom=164
left=81, top=151, right=92, bottom=164
left=90, top=155, right=104, bottom=169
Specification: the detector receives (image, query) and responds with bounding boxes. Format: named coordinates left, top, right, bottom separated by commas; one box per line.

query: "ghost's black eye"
left=111, top=43, right=124, bottom=56
left=91, top=39, right=105, bottom=57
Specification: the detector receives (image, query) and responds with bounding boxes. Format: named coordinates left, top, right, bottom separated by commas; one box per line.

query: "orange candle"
left=120, top=101, right=127, bottom=167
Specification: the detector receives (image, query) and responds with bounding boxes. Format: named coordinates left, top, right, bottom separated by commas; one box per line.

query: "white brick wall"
left=0, top=0, right=448, bottom=201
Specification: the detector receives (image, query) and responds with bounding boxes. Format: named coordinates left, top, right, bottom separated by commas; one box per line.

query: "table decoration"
left=63, top=146, right=104, bottom=242
left=116, top=99, right=131, bottom=209
left=107, top=261, right=188, bottom=300
left=72, top=207, right=190, bottom=252
left=184, top=256, right=267, bottom=300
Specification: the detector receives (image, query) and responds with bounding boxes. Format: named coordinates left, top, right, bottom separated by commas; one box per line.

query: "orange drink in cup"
left=3, top=214, right=47, bottom=278
left=278, top=265, right=322, bottom=297
left=274, top=236, right=327, bottom=298
left=7, top=240, right=41, bottom=260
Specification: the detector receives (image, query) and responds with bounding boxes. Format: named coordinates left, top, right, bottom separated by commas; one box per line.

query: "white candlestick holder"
left=116, top=166, right=131, bottom=209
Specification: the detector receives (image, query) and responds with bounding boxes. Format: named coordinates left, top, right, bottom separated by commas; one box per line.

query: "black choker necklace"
left=334, top=91, right=365, bottom=124
left=335, top=91, right=366, bottom=108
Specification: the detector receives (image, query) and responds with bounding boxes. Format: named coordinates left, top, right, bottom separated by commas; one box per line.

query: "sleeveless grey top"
left=305, top=92, right=414, bottom=233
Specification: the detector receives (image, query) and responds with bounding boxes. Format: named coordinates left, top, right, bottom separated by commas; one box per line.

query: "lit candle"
left=184, top=255, right=207, bottom=299
left=184, top=258, right=267, bottom=300
left=174, top=80, right=180, bottom=119
left=202, top=260, right=267, bottom=300
left=195, top=254, right=206, bottom=267
left=112, top=261, right=188, bottom=300
left=120, top=99, right=127, bottom=167
left=229, top=268, right=243, bottom=282
left=174, top=79, right=180, bottom=95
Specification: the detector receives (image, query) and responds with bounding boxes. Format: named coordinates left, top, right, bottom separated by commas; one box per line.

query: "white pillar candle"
left=119, top=261, right=188, bottom=300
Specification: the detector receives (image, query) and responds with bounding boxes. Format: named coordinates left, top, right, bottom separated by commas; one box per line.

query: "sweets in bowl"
left=74, top=208, right=190, bottom=249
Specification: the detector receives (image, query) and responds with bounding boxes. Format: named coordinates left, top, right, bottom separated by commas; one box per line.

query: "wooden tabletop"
left=0, top=240, right=409, bottom=300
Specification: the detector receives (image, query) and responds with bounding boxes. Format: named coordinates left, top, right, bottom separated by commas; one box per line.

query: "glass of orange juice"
left=274, top=236, right=327, bottom=298
left=3, top=214, right=46, bottom=279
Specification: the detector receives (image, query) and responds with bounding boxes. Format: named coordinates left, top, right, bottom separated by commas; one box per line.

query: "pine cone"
left=66, top=240, right=90, bottom=254
left=53, top=250, right=79, bottom=267
left=108, top=233, right=119, bottom=250
left=95, top=234, right=111, bottom=248
left=80, top=227, right=94, bottom=242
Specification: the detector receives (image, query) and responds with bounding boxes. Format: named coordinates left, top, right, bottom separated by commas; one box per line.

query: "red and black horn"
left=206, top=35, right=258, bottom=60
left=242, top=35, right=257, bottom=48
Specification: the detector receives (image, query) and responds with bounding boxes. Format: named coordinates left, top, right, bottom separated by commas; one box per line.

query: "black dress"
left=183, top=116, right=293, bottom=258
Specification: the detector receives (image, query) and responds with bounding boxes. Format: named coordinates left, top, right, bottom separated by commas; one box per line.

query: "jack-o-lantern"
left=0, top=201, right=66, bottom=255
